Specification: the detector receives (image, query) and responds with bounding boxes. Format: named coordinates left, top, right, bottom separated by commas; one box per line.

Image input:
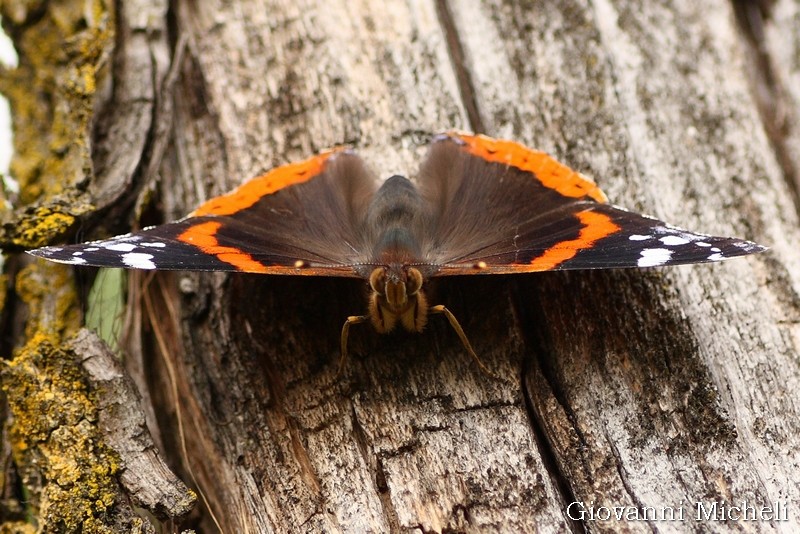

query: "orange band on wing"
left=528, top=210, right=620, bottom=269
left=191, top=149, right=342, bottom=217
left=178, top=221, right=270, bottom=273
left=452, top=132, right=608, bottom=203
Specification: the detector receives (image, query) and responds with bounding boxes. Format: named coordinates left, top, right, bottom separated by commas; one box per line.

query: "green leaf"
left=85, top=268, right=126, bottom=353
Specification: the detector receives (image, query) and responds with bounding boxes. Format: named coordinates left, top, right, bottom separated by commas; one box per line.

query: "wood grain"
left=5, top=0, right=799, bottom=532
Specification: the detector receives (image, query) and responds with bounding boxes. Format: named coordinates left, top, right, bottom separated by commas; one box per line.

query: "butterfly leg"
left=339, top=315, right=369, bottom=376
left=429, top=305, right=496, bottom=378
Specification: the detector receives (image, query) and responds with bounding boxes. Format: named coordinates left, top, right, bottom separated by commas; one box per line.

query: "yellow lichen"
left=0, top=2, right=146, bottom=531
left=15, top=261, right=81, bottom=340
left=11, top=209, right=75, bottom=248
left=2, top=334, right=121, bottom=533
left=0, top=273, right=7, bottom=318
left=0, top=522, right=37, bottom=534
left=7, top=192, right=95, bottom=248
left=0, top=0, right=115, bottom=209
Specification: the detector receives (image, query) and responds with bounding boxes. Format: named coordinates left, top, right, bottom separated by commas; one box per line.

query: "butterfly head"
left=369, top=265, right=423, bottom=308
left=367, top=265, right=427, bottom=333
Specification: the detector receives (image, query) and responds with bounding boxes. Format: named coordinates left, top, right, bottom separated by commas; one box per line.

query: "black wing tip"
left=27, top=246, right=61, bottom=259
left=718, top=238, right=769, bottom=257
left=736, top=240, right=769, bottom=255
left=633, top=237, right=767, bottom=268
left=26, top=245, right=95, bottom=266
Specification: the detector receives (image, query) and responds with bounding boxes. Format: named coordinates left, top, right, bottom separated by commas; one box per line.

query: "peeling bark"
left=74, top=328, right=195, bottom=520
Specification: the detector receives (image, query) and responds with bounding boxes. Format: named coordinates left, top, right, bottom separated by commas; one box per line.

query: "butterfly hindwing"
left=416, top=133, right=600, bottom=269
left=30, top=149, right=378, bottom=277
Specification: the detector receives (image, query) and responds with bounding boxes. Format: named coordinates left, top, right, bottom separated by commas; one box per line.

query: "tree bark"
left=2, top=0, right=799, bottom=533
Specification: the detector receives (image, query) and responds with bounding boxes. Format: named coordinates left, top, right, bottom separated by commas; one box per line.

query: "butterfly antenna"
left=339, top=315, right=368, bottom=377
left=429, top=304, right=498, bottom=379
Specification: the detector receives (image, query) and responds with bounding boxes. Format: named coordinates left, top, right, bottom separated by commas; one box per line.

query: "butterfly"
left=29, top=132, right=766, bottom=372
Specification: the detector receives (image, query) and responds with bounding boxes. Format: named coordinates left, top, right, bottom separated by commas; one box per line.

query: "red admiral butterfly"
left=29, top=132, right=766, bottom=370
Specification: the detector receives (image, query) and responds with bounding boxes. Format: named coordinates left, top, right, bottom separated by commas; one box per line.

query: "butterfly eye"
left=406, top=267, right=423, bottom=295
left=368, top=267, right=387, bottom=295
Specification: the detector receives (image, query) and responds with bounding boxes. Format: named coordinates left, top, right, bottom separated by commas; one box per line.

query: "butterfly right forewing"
left=30, top=149, right=379, bottom=276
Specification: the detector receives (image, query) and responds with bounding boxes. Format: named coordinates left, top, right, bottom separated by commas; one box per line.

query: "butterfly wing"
left=418, top=132, right=765, bottom=276
left=29, top=149, right=377, bottom=277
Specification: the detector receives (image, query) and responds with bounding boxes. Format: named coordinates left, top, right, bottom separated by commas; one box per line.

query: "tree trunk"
left=2, top=0, right=799, bottom=532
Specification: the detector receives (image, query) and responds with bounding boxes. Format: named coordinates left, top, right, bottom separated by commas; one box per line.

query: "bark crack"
left=434, top=0, right=486, bottom=133
left=512, top=283, right=583, bottom=534
left=731, top=0, right=800, bottom=217
left=350, top=405, right=403, bottom=531
left=605, top=431, right=658, bottom=534
left=520, top=358, right=584, bottom=534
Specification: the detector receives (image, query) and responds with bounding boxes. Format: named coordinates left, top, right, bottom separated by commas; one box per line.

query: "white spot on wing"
left=629, top=234, right=650, bottom=241
left=105, top=243, right=137, bottom=252
left=637, top=248, right=673, bottom=267
left=708, top=253, right=724, bottom=261
left=659, top=235, right=690, bottom=246
left=122, top=252, right=156, bottom=270
left=60, top=257, right=87, bottom=265
left=141, top=242, right=166, bottom=248
left=696, top=242, right=711, bottom=247
left=85, top=247, right=99, bottom=251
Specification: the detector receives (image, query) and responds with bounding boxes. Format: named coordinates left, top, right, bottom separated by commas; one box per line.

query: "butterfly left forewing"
left=418, top=132, right=765, bottom=276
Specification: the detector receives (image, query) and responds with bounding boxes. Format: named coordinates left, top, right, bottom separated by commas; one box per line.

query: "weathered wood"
left=137, top=1, right=560, bottom=531
left=74, top=328, right=195, bottom=520
left=450, top=2, right=800, bottom=534
left=3, top=0, right=799, bottom=532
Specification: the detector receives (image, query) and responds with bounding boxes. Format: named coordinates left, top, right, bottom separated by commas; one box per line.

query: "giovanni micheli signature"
left=566, top=500, right=789, bottom=522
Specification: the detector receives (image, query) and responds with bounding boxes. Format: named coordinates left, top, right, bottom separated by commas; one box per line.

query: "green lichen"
left=2, top=333, right=121, bottom=533
left=0, top=0, right=114, bottom=228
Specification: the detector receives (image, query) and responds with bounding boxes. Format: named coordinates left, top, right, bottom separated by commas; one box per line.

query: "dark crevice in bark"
left=512, top=281, right=583, bottom=534
left=731, top=0, right=800, bottom=218
left=78, top=0, right=170, bottom=242
left=0, top=258, right=24, bottom=357
left=136, top=28, right=184, bottom=206
left=605, top=434, right=658, bottom=534
left=434, top=0, right=486, bottom=134
left=166, top=0, right=181, bottom=52
left=350, top=405, right=403, bottom=531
